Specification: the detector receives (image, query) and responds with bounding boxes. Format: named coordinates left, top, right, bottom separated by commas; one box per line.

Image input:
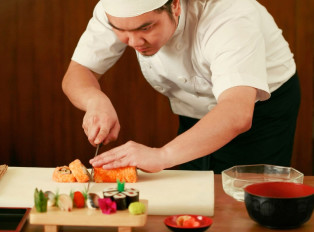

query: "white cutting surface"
left=0, top=167, right=214, bottom=216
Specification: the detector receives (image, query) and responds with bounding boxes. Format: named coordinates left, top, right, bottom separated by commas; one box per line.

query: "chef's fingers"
left=90, top=144, right=127, bottom=166
left=88, top=128, right=100, bottom=146
left=101, top=158, right=131, bottom=169
left=85, top=116, right=102, bottom=146
left=92, top=127, right=109, bottom=145
left=82, top=116, right=90, bottom=137
left=83, top=114, right=96, bottom=139
left=101, top=121, right=120, bottom=145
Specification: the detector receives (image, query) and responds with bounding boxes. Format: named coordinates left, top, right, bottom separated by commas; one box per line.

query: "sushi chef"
left=62, top=0, right=300, bottom=173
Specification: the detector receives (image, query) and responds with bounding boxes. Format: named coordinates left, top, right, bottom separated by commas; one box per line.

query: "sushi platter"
left=29, top=199, right=148, bottom=232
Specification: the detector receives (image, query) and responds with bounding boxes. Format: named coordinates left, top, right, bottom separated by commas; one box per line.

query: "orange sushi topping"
left=94, top=166, right=137, bottom=183
left=69, top=159, right=90, bottom=183
left=52, top=166, right=77, bottom=182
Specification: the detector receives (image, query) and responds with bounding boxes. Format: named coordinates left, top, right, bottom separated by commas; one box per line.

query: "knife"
left=87, top=143, right=102, bottom=193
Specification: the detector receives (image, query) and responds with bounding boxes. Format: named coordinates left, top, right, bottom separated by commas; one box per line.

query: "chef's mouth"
left=134, top=47, right=159, bottom=57
left=135, top=47, right=150, bottom=52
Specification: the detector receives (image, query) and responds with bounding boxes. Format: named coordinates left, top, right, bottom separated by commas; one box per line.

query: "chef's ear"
left=172, top=0, right=181, bottom=17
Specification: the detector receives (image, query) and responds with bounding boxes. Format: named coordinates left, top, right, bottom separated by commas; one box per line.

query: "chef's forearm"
left=160, top=87, right=256, bottom=169
left=62, top=61, right=106, bottom=111
left=160, top=107, right=250, bottom=169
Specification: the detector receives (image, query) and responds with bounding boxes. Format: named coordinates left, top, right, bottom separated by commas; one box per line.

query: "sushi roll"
left=103, top=190, right=119, bottom=199
left=69, top=159, right=90, bottom=183
left=94, top=166, right=137, bottom=183
left=113, top=193, right=127, bottom=210
left=123, top=189, right=139, bottom=206
left=86, top=193, right=100, bottom=209
left=57, top=194, right=73, bottom=211
left=44, top=191, right=56, bottom=207
left=52, top=166, right=76, bottom=182
left=102, top=186, right=140, bottom=210
left=103, top=187, right=117, bottom=192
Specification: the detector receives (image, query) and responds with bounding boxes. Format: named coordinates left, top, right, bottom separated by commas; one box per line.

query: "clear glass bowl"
left=221, top=164, right=304, bottom=201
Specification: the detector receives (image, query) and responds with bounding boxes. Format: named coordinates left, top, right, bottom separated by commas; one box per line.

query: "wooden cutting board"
left=29, top=199, right=148, bottom=232
left=0, top=167, right=214, bottom=216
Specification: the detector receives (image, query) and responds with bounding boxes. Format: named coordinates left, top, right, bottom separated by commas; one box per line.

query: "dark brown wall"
left=0, top=0, right=313, bottom=174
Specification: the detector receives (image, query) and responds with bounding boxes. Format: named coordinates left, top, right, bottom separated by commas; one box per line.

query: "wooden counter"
left=22, top=175, right=314, bottom=232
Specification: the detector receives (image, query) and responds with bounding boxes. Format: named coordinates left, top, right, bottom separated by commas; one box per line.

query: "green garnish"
left=117, top=179, right=125, bottom=192
left=128, top=202, right=146, bottom=215
left=34, top=188, right=48, bottom=212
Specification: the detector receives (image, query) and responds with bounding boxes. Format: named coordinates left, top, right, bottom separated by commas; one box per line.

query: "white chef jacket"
left=72, top=0, right=296, bottom=119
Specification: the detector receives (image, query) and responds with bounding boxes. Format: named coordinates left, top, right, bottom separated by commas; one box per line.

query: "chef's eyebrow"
left=108, top=21, right=154, bottom=32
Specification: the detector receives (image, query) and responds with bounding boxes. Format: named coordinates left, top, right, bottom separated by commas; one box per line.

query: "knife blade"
left=87, top=143, right=102, bottom=193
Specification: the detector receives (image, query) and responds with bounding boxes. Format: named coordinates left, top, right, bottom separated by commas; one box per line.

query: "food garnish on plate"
left=176, top=215, right=200, bottom=227
left=33, top=180, right=145, bottom=215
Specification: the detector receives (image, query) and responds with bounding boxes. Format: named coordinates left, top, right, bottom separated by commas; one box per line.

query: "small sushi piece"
left=44, top=191, right=56, bottom=207
left=86, top=193, right=100, bottom=209
left=73, top=191, right=85, bottom=208
left=102, top=184, right=140, bottom=210
left=57, top=194, right=73, bottom=211
left=52, top=166, right=76, bottom=182
left=94, top=166, right=137, bottom=183
left=113, top=193, right=127, bottom=210
left=125, top=187, right=139, bottom=193
left=103, top=187, right=118, bottom=192
left=103, top=190, right=119, bottom=199
left=123, top=189, right=139, bottom=206
left=69, top=159, right=90, bottom=183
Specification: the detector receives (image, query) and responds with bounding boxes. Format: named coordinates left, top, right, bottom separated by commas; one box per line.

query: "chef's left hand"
left=89, top=141, right=165, bottom=173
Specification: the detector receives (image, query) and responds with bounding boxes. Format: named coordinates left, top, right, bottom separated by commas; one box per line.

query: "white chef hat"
left=100, top=0, right=169, bottom=17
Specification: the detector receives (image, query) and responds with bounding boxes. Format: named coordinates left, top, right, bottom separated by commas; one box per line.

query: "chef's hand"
left=89, top=141, right=165, bottom=173
left=82, top=97, right=120, bottom=146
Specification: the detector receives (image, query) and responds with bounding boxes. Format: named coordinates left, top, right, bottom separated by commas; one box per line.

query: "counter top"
left=20, top=175, right=314, bottom=232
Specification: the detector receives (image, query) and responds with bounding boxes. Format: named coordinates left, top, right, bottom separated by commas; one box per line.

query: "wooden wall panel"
left=0, top=0, right=178, bottom=168
left=292, top=0, right=313, bottom=174
left=259, top=0, right=313, bottom=174
left=0, top=0, right=312, bottom=174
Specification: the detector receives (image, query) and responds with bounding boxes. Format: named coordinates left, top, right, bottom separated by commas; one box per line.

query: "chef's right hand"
left=82, top=97, right=120, bottom=146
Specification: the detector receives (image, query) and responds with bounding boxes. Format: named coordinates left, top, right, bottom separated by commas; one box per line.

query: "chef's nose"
left=127, top=32, right=144, bottom=47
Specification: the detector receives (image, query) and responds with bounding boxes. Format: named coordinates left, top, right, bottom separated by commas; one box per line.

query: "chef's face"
left=106, top=1, right=180, bottom=56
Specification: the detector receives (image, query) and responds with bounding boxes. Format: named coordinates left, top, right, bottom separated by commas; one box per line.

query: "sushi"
left=113, top=193, right=127, bottom=210
left=69, top=159, right=90, bottom=183
left=57, top=194, right=73, bottom=211
left=86, top=193, right=100, bottom=209
left=103, top=186, right=139, bottom=210
left=94, top=166, right=137, bottom=183
left=123, top=188, right=139, bottom=206
left=52, top=166, right=76, bottom=182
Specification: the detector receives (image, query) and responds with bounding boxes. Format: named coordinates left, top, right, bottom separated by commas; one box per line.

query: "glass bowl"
left=221, top=164, right=304, bottom=201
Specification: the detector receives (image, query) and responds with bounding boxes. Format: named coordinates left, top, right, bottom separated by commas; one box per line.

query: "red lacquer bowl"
left=164, top=214, right=213, bottom=232
left=244, top=182, right=314, bottom=229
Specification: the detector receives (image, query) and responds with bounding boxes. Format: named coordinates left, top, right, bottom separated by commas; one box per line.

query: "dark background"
left=0, top=0, right=313, bottom=174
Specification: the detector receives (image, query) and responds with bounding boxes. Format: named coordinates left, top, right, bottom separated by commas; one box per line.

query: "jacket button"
left=154, top=86, right=164, bottom=92
left=178, top=76, right=187, bottom=83
left=172, top=98, right=181, bottom=104
left=207, top=104, right=216, bottom=110
left=176, top=43, right=183, bottom=50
